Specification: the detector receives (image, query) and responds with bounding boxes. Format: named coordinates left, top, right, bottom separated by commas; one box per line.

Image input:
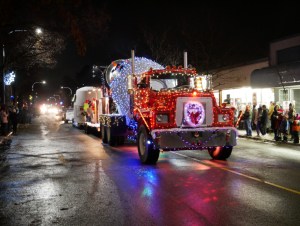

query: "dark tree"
left=0, top=0, right=111, bottom=101
left=142, top=29, right=182, bottom=67
left=2, top=27, right=65, bottom=72
left=0, top=0, right=111, bottom=56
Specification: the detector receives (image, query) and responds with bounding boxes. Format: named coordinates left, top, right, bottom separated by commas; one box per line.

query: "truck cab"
left=133, top=67, right=237, bottom=163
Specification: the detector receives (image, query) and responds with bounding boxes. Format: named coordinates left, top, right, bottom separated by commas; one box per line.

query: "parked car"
left=63, top=108, right=74, bottom=123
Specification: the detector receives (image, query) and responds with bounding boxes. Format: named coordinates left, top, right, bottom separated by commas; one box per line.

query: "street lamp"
left=35, top=27, right=43, bottom=35
left=61, top=86, right=72, bottom=95
left=48, top=96, right=56, bottom=103
left=53, top=94, right=60, bottom=100
left=2, top=27, right=43, bottom=104
left=32, top=80, right=46, bottom=91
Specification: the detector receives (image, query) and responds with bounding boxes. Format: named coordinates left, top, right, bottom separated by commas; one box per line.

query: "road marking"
left=171, top=151, right=300, bottom=195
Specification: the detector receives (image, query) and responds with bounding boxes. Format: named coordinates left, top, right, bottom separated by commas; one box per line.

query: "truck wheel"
left=208, top=146, right=232, bottom=160
left=101, top=125, right=108, bottom=143
left=138, top=125, right=159, bottom=164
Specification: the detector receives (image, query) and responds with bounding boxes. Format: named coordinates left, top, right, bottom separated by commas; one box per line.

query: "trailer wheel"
left=208, top=146, right=232, bottom=160
left=118, top=136, right=125, bottom=145
left=138, top=125, right=159, bottom=164
left=101, top=125, right=108, bottom=143
left=84, top=124, right=90, bottom=134
left=106, top=127, right=117, bottom=146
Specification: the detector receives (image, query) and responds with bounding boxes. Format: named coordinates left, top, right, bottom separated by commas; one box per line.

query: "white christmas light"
left=109, top=57, right=164, bottom=124
left=4, top=71, right=16, bottom=85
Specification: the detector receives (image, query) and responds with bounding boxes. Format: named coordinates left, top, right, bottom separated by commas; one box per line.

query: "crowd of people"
left=239, top=102, right=299, bottom=144
left=0, top=102, right=33, bottom=136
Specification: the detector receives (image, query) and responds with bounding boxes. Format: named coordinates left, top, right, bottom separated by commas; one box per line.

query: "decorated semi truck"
left=99, top=51, right=238, bottom=164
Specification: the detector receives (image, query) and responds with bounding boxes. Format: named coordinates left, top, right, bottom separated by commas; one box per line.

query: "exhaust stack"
left=184, top=51, right=188, bottom=69
left=128, top=50, right=135, bottom=92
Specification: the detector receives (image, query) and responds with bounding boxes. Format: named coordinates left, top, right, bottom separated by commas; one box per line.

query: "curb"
left=238, top=134, right=300, bottom=146
left=0, top=132, right=13, bottom=146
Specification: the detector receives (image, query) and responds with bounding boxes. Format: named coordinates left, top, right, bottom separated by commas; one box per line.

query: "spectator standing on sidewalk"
left=288, top=103, right=296, bottom=141
left=243, top=105, right=252, bottom=136
left=260, top=105, right=268, bottom=136
left=252, top=104, right=257, bottom=130
left=279, top=114, right=289, bottom=142
left=268, top=102, right=275, bottom=120
left=1, top=106, right=9, bottom=136
left=292, top=114, right=299, bottom=143
left=22, top=104, right=29, bottom=127
left=271, top=105, right=282, bottom=141
left=10, top=104, right=19, bottom=135
left=254, top=105, right=262, bottom=136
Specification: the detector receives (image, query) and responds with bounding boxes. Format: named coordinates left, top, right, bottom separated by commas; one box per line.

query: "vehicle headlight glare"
left=222, top=114, right=229, bottom=121
left=218, top=114, right=229, bottom=122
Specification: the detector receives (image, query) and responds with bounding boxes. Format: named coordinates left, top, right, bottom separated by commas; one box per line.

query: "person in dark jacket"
left=243, top=105, right=252, bottom=136
left=292, top=114, right=299, bottom=143
left=1, top=106, right=9, bottom=136
left=271, top=105, right=282, bottom=141
left=260, top=105, right=268, bottom=136
left=288, top=103, right=296, bottom=141
left=10, top=104, right=19, bottom=135
left=254, top=105, right=262, bottom=136
left=279, top=114, right=289, bottom=142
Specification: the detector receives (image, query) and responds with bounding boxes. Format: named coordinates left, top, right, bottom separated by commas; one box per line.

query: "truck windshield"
left=150, top=74, right=191, bottom=91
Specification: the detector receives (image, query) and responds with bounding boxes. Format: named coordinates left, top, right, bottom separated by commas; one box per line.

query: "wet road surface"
left=0, top=114, right=300, bottom=226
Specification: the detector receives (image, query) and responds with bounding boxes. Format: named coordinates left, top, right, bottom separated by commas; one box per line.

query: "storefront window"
left=291, top=88, right=300, bottom=113
left=279, top=89, right=289, bottom=103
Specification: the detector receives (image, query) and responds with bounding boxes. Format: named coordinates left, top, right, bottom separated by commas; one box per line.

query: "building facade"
left=251, top=34, right=300, bottom=113
left=211, top=59, right=270, bottom=113
left=211, top=34, right=300, bottom=114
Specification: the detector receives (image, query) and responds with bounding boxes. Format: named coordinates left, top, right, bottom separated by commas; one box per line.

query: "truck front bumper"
left=150, top=127, right=238, bottom=150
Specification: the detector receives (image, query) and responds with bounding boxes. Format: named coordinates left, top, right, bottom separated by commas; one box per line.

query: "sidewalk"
left=0, top=132, right=13, bottom=146
left=237, top=129, right=300, bottom=147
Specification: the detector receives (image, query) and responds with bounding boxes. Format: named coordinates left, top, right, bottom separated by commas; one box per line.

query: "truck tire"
left=208, top=146, right=232, bottom=160
left=101, top=125, right=108, bottom=143
left=138, top=125, right=160, bottom=164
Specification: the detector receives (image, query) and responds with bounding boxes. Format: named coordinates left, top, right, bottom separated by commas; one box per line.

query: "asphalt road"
left=0, top=113, right=300, bottom=226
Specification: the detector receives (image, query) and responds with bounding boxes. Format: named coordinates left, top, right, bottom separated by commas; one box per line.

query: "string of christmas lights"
left=4, top=71, right=16, bottom=85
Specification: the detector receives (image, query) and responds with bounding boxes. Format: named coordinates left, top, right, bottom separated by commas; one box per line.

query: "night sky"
left=38, top=1, right=300, bottom=97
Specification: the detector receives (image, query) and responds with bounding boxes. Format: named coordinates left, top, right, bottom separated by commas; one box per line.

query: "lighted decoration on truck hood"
left=183, top=101, right=205, bottom=127
left=176, top=97, right=213, bottom=127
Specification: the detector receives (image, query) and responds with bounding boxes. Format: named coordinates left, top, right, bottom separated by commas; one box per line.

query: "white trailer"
left=72, top=86, right=102, bottom=135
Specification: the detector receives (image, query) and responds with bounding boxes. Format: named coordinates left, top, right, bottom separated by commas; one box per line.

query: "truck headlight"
left=156, top=114, right=169, bottom=123
left=218, top=114, right=229, bottom=122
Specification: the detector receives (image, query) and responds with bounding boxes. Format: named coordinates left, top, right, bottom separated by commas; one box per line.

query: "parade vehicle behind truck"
left=99, top=51, right=238, bottom=164
left=72, top=86, right=102, bottom=135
